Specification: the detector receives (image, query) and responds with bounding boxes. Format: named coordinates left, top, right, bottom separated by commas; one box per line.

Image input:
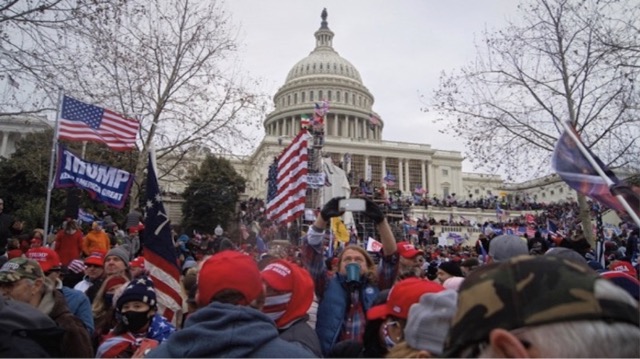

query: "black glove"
left=321, top=196, right=345, bottom=221
left=364, top=198, right=385, bottom=224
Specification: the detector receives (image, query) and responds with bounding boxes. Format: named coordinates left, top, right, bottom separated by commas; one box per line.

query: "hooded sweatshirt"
left=146, top=302, right=315, bottom=358
left=38, top=284, right=94, bottom=357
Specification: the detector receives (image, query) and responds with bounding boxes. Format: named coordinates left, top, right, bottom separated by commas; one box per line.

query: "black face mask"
left=122, top=310, right=152, bottom=332
left=103, top=293, right=114, bottom=307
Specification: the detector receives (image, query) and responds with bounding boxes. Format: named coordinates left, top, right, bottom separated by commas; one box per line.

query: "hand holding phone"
left=339, top=198, right=366, bottom=212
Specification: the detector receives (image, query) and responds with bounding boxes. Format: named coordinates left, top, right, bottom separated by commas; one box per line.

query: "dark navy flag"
left=266, top=158, right=278, bottom=204
left=143, top=152, right=182, bottom=322
left=54, top=145, right=133, bottom=209
left=552, top=127, right=638, bottom=217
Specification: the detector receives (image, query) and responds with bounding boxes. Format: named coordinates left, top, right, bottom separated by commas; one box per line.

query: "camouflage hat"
left=443, top=255, right=639, bottom=357
left=0, top=258, right=45, bottom=283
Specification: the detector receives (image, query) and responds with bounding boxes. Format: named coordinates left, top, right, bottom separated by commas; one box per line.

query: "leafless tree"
left=431, top=0, right=639, bottom=244
left=44, top=0, right=267, bottom=206
left=0, top=0, right=120, bottom=116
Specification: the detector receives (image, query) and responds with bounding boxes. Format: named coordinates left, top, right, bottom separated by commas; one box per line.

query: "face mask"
left=382, top=322, right=397, bottom=349
left=122, top=310, right=152, bottom=332
left=103, top=293, right=114, bottom=307
left=263, top=293, right=292, bottom=323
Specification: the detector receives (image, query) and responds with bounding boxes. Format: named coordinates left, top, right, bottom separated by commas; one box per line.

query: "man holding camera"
left=302, top=196, right=398, bottom=355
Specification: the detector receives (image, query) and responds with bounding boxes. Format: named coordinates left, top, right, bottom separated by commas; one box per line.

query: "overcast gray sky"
left=224, top=0, right=521, bottom=173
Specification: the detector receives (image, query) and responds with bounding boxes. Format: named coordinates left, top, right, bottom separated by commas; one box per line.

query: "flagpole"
left=557, top=121, right=640, bottom=227
left=44, top=89, right=64, bottom=235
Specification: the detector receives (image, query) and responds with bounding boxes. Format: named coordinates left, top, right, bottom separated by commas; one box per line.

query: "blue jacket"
left=315, top=275, right=379, bottom=355
left=60, top=286, right=94, bottom=335
left=146, top=302, right=316, bottom=358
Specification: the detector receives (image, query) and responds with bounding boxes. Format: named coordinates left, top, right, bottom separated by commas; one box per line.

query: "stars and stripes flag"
left=368, top=113, right=381, bottom=130
left=266, top=129, right=310, bottom=224
left=58, top=95, right=139, bottom=151
left=143, top=150, right=183, bottom=323
left=313, top=100, right=330, bottom=127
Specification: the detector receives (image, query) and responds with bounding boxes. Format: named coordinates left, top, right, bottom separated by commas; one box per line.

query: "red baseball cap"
left=130, top=256, right=145, bottom=269
left=367, top=277, right=444, bottom=320
left=84, top=251, right=106, bottom=267
left=397, top=242, right=424, bottom=259
left=261, top=260, right=295, bottom=292
left=196, top=250, right=263, bottom=307
left=609, top=260, right=637, bottom=278
left=26, top=247, right=61, bottom=273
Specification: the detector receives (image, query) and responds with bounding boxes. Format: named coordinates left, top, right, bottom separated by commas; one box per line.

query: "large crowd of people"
left=0, top=195, right=638, bottom=357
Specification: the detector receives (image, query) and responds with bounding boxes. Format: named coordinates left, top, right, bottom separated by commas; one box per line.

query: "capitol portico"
left=0, top=115, right=53, bottom=158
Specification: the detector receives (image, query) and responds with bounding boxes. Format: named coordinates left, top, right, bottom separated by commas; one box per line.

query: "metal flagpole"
left=557, top=120, right=640, bottom=227
left=43, top=89, right=64, bottom=235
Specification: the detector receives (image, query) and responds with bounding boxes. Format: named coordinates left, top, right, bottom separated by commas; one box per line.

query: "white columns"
left=364, top=155, right=370, bottom=181
left=381, top=157, right=386, bottom=182
left=428, top=161, right=435, bottom=195
left=421, top=160, right=427, bottom=191
left=398, top=159, right=404, bottom=193
left=404, top=159, right=410, bottom=193
left=333, top=114, right=339, bottom=136
left=0, top=132, right=8, bottom=158
left=343, top=115, right=348, bottom=137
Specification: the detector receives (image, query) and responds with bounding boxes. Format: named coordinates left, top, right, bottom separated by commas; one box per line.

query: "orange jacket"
left=82, top=230, right=110, bottom=256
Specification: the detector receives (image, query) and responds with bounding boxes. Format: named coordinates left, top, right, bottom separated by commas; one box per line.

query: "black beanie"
left=439, top=261, right=463, bottom=277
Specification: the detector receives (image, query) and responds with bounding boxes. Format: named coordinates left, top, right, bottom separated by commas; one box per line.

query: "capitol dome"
left=264, top=9, right=382, bottom=141
left=285, top=41, right=363, bottom=84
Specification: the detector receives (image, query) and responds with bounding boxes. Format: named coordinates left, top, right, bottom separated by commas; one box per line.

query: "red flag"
left=58, top=95, right=139, bottom=151
left=265, top=130, right=310, bottom=223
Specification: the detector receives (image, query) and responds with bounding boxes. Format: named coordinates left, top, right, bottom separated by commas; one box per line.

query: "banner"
left=54, top=145, right=134, bottom=209
left=306, top=172, right=326, bottom=189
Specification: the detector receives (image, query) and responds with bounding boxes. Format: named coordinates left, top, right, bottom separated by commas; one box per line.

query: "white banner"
left=306, top=172, right=326, bottom=189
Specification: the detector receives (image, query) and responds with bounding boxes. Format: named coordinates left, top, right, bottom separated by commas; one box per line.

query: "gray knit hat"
left=405, top=290, right=458, bottom=356
left=106, top=246, right=130, bottom=268
left=488, top=234, right=528, bottom=262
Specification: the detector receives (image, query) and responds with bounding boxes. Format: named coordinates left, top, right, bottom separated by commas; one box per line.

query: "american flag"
left=266, top=129, right=310, bottom=224
left=368, top=113, right=381, bottom=130
left=58, top=95, right=139, bottom=151
left=143, top=151, right=183, bottom=323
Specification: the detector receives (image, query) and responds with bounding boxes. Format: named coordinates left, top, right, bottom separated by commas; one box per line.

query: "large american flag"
left=266, top=129, right=310, bottom=223
left=58, top=95, right=139, bottom=151
left=143, top=151, right=183, bottom=323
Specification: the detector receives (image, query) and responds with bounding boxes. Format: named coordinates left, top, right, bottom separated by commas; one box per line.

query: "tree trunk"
left=577, top=193, right=595, bottom=248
